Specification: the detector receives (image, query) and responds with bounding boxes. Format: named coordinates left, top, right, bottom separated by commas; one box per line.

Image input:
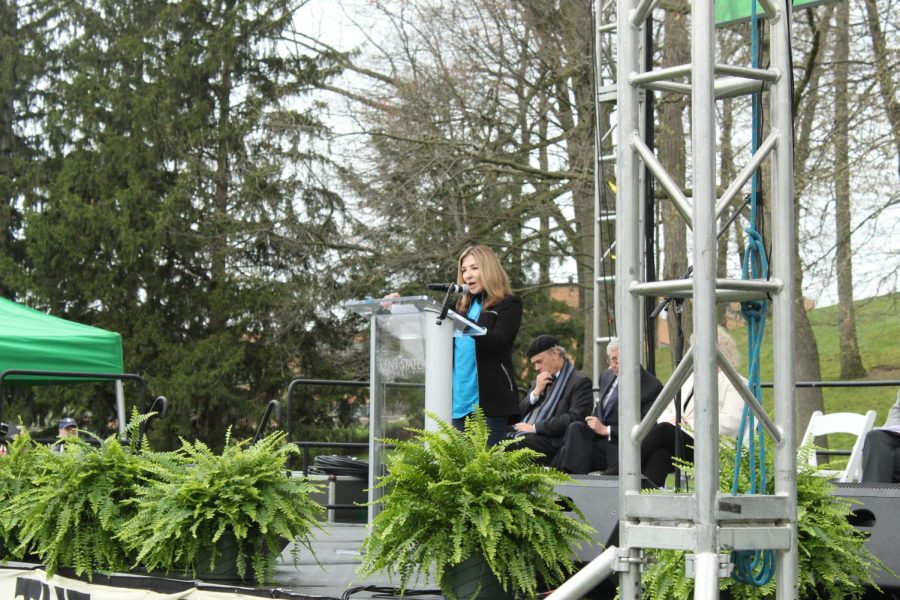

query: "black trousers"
left=641, top=422, right=693, bottom=488
left=505, top=433, right=563, bottom=466
left=861, top=429, right=900, bottom=483
left=550, top=421, right=618, bottom=474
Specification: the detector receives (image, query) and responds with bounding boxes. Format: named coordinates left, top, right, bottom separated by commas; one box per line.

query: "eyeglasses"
left=607, top=356, right=619, bottom=365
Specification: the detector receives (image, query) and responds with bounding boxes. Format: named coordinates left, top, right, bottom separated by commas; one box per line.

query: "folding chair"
left=800, top=410, right=877, bottom=483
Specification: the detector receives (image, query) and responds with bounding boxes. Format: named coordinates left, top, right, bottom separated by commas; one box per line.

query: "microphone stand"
left=671, top=299, right=686, bottom=490
left=649, top=265, right=692, bottom=490
left=436, top=288, right=454, bottom=325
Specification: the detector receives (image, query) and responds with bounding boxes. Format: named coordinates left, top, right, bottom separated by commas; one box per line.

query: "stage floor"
left=0, top=523, right=440, bottom=600
left=272, top=522, right=441, bottom=599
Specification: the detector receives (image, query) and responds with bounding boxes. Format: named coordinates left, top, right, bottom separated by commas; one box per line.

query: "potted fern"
left=358, top=410, right=595, bottom=599
left=0, top=420, right=153, bottom=579
left=0, top=427, right=44, bottom=562
left=117, top=429, right=323, bottom=583
left=640, top=439, right=890, bottom=599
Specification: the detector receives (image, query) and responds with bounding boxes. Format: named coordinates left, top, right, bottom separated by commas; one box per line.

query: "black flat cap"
left=526, top=334, right=560, bottom=358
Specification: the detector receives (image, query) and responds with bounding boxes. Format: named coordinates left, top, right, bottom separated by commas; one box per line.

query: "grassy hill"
left=650, top=291, right=900, bottom=426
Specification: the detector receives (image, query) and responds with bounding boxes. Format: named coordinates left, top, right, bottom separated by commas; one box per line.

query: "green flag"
left=716, top=0, right=837, bottom=26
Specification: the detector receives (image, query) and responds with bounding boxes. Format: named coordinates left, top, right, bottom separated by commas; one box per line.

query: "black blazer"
left=519, top=368, right=593, bottom=437
left=595, top=366, right=663, bottom=443
left=468, top=294, right=522, bottom=418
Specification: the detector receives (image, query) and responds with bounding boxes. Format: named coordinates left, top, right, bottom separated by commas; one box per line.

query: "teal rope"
left=730, top=0, right=776, bottom=586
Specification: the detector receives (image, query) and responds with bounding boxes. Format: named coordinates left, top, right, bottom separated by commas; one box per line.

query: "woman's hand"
left=381, top=292, right=401, bottom=310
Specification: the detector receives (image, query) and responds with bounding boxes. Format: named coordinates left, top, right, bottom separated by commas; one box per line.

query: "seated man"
left=507, top=335, right=593, bottom=465
left=861, top=389, right=900, bottom=483
left=550, top=338, right=663, bottom=475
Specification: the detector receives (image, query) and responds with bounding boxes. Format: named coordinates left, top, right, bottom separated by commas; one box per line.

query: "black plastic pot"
left=194, top=531, right=290, bottom=582
left=446, top=554, right=511, bottom=600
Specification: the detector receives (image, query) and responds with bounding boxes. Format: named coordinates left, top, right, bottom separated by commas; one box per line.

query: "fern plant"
left=358, top=410, right=595, bottom=599
left=640, top=439, right=888, bottom=599
left=0, top=426, right=43, bottom=559
left=117, top=430, right=323, bottom=583
left=0, top=421, right=154, bottom=579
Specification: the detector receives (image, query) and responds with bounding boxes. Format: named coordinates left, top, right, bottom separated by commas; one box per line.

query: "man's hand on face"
left=534, top=370, right=555, bottom=398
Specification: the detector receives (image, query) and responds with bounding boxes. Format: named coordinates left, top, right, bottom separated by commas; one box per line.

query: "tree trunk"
left=789, top=7, right=831, bottom=440
left=564, top=0, right=597, bottom=372
left=660, top=2, right=691, bottom=363
left=0, top=0, right=17, bottom=298
left=538, top=97, right=551, bottom=287
left=833, top=1, right=867, bottom=379
left=530, top=0, right=595, bottom=370
left=718, top=98, right=736, bottom=328
left=862, top=0, right=900, bottom=177
left=792, top=214, right=825, bottom=442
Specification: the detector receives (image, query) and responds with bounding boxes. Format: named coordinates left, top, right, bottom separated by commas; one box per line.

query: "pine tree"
left=15, top=0, right=352, bottom=447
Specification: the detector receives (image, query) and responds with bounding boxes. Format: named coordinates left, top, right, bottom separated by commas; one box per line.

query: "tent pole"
left=116, top=379, right=127, bottom=437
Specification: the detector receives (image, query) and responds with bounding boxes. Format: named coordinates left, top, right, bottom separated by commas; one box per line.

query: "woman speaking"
left=451, top=245, right=522, bottom=446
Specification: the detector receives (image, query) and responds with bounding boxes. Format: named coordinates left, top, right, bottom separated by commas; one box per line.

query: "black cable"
left=310, top=455, right=368, bottom=478
left=341, top=585, right=442, bottom=600
left=643, top=9, right=657, bottom=373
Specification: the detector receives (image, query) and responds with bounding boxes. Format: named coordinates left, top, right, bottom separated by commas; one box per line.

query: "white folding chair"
left=800, top=410, right=877, bottom=483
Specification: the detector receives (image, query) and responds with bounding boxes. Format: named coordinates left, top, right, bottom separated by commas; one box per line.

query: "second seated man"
left=506, top=335, right=593, bottom=465
left=861, top=388, right=900, bottom=483
left=550, top=338, right=663, bottom=475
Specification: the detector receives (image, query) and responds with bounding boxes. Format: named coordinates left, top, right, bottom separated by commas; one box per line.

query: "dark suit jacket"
left=518, top=369, right=593, bottom=438
left=595, top=366, right=663, bottom=443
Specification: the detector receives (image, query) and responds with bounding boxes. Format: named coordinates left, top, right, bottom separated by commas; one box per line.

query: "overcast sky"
left=299, top=0, right=899, bottom=308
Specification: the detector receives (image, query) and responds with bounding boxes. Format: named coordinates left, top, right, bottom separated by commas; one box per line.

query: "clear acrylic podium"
left=345, top=296, right=485, bottom=520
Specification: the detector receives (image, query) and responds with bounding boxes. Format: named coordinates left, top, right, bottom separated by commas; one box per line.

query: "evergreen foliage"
left=640, top=440, right=889, bottom=599
left=117, top=430, right=323, bottom=583
left=358, top=410, right=595, bottom=599
left=4, top=0, right=357, bottom=449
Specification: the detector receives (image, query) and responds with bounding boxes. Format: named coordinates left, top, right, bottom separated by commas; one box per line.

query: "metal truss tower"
left=613, top=1, right=799, bottom=598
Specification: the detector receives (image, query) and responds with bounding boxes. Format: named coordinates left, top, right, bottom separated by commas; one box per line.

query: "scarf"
left=524, top=358, right=574, bottom=426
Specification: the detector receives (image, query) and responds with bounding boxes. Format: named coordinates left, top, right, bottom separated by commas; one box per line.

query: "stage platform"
left=0, top=523, right=440, bottom=600
left=4, top=477, right=899, bottom=598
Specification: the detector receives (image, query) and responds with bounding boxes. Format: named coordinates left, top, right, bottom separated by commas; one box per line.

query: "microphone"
left=426, top=283, right=470, bottom=294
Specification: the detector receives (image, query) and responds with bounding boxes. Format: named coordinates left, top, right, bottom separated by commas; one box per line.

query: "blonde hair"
left=455, top=245, right=512, bottom=312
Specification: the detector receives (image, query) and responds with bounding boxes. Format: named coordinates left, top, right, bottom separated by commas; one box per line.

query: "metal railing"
left=0, top=369, right=147, bottom=421
left=284, top=378, right=427, bottom=472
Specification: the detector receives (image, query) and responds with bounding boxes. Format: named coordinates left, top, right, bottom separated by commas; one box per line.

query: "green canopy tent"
left=0, top=297, right=124, bottom=378
left=0, top=297, right=131, bottom=431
